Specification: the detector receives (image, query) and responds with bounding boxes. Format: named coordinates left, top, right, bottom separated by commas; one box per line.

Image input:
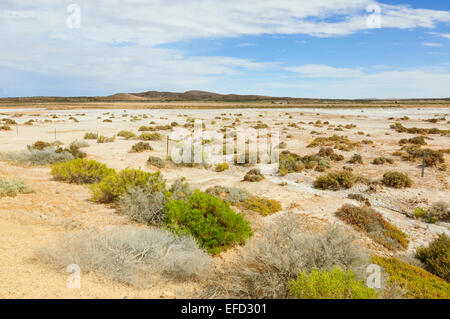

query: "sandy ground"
left=0, top=106, right=449, bottom=298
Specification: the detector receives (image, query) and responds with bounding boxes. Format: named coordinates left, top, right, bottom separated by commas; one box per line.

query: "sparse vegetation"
left=129, top=142, right=153, bottom=153
left=51, top=159, right=115, bottom=184
left=215, top=162, right=230, bottom=172
left=147, top=156, right=165, bottom=168
left=0, top=177, right=34, bottom=197
left=243, top=168, right=264, bottom=182
left=335, top=204, right=409, bottom=251
left=314, top=170, right=356, bottom=191
left=382, top=171, right=412, bottom=188
left=416, top=233, right=450, bottom=282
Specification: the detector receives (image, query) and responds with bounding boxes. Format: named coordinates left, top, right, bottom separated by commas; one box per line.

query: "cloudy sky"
left=1, top=0, right=449, bottom=98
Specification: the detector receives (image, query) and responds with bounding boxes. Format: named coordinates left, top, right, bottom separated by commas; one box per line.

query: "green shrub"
left=314, top=170, right=356, bottom=191
left=382, top=171, right=412, bottom=188
left=347, top=154, right=363, bottom=164
left=147, top=156, right=165, bottom=168
left=164, top=190, right=253, bottom=255
left=240, top=196, right=282, bottom=216
left=91, top=169, right=163, bottom=203
left=84, top=132, right=98, bottom=140
left=139, top=132, right=161, bottom=141
left=117, top=130, right=136, bottom=139
left=373, top=256, right=450, bottom=299
left=215, top=162, right=230, bottom=172
left=129, top=142, right=153, bottom=153
left=0, top=177, right=34, bottom=197
left=416, top=234, right=450, bottom=282
left=335, top=204, right=409, bottom=251
left=97, top=135, right=115, bottom=143
left=243, top=168, right=264, bottom=182
left=51, top=159, right=115, bottom=184
left=288, top=267, right=379, bottom=299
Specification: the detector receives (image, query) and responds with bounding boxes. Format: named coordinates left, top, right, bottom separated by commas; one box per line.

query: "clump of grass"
left=35, top=227, right=212, bottom=287
left=335, top=204, right=409, bottom=251
left=288, top=267, right=379, bottom=299
left=0, top=125, right=11, bottom=131
left=390, top=122, right=449, bottom=135
left=84, top=132, right=98, bottom=140
left=97, top=135, right=116, bottom=143
left=402, top=146, right=445, bottom=167
left=399, top=136, right=427, bottom=145
left=129, top=142, right=153, bottom=153
left=307, top=135, right=360, bottom=151
left=382, top=171, right=412, bottom=188
left=0, top=177, right=34, bottom=197
left=372, top=256, right=450, bottom=299
left=314, top=170, right=356, bottom=191
left=243, top=168, right=264, bottom=182
left=416, top=233, right=450, bottom=282
left=147, top=156, right=165, bottom=169
left=51, top=159, right=116, bottom=184
left=413, top=201, right=449, bottom=223
left=347, top=154, right=363, bottom=164
left=139, top=132, right=162, bottom=141
left=215, top=162, right=230, bottom=172
left=239, top=196, right=282, bottom=216
left=117, top=130, right=136, bottom=139
left=372, top=157, right=394, bottom=165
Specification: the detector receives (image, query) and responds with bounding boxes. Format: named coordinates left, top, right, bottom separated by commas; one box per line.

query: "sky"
left=0, top=0, right=449, bottom=99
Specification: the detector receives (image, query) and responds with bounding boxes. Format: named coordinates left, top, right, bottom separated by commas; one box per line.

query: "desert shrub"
left=314, top=170, right=356, bottom=191
left=1, top=118, right=16, bottom=124
left=307, top=135, right=359, bottom=151
left=27, top=141, right=51, bottom=151
left=139, top=132, right=161, bottom=141
left=205, top=185, right=251, bottom=205
left=200, top=214, right=368, bottom=298
left=372, top=157, right=394, bottom=165
left=335, top=204, right=409, bottom=251
left=347, top=193, right=371, bottom=206
left=70, top=140, right=89, bottom=149
left=215, top=162, right=230, bottom=172
left=57, top=142, right=87, bottom=159
left=168, top=177, right=192, bottom=201
left=240, top=196, right=282, bottom=216
left=35, top=227, right=211, bottom=287
left=129, top=142, right=153, bottom=153
left=117, top=130, right=136, bottom=139
left=399, top=136, right=426, bottom=145
left=288, top=267, right=379, bottom=299
left=403, top=147, right=445, bottom=167
left=0, top=125, right=11, bottom=131
left=164, top=190, right=253, bottom=255
left=426, top=201, right=450, bottom=222
left=382, top=171, right=412, bottom=188
left=347, top=153, right=363, bottom=164
left=318, top=147, right=344, bottom=161
left=51, top=159, right=115, bottom=184
left=390, top=122, right=449, bottom=135
left=243, top=168, right=264, bottom=182
left=117, top=186, right=167, bottom=225
left=278, top=151, right=305, bottom=174
left=0, top=177, right=34, bottom=197
left=416, top=234, right=450, bottom=282
left=372, top=256, right=450, bottom=298
left=0, top=148, right=74, bottom=165
left=147, top=156, right=165, bottom=169
left=84, top=132, right=98, bottom=140
left=97, top=135, right=115, bottom=143
left=91, top=169, right=163, bottom=203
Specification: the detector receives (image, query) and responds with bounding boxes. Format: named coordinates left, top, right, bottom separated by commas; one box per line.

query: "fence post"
left=421, top=151, right=426, bottom=177
left=54, top=128, right=56, bottom=140
left=166, top=136, right=169, bottom=158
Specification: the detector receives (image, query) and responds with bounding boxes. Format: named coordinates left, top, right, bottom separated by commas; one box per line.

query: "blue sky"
left=0, top=0, right=449, bottom=98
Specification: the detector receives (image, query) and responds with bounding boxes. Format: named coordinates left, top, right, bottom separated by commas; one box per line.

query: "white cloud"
left=285, top=64, right=364, bottom=78
left=422, top=42, right=443, bottom=47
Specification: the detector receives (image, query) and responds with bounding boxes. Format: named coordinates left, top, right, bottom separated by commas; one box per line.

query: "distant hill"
left=0, top=90, right=449, bottom=104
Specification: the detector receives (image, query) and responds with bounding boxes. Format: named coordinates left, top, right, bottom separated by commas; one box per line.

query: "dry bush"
left=0, top=148, right=74, bottom=165
left=0, top=177, right=34, bottom=197
left=35, top=227, right=212, bottom=287
left=200, top=213, right=368, bottom=298
left=117, top=186, right=167, bottom=225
